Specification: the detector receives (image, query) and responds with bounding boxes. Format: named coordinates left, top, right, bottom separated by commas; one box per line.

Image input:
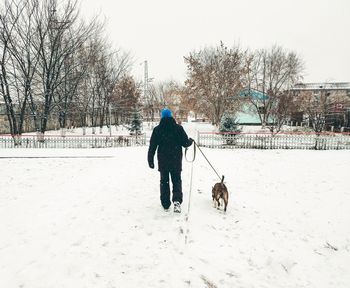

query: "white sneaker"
left=174, top=201, right=181, bottom=213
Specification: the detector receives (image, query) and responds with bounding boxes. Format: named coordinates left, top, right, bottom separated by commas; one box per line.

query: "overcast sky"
left=79, top=0, right=350, bottom=84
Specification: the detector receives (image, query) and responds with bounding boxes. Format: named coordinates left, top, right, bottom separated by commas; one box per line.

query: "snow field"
left=0, top=146, right=349, bottom=288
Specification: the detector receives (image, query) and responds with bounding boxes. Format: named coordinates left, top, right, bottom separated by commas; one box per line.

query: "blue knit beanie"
left=161, top=108, right=172, bottom=118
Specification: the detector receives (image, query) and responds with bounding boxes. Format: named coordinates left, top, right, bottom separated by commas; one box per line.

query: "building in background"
left=291, top=82, right=350, bottom=131
left=236, top=88, right=270, bottom=125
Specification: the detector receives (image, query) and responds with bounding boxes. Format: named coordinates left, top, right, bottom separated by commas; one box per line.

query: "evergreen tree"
left=219, top=112, right=240, bottom=133
left=128, top=106, right=143, bottom=134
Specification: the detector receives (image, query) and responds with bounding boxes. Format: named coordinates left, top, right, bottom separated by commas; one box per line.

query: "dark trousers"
left=160, top=170, right=182, bottom=209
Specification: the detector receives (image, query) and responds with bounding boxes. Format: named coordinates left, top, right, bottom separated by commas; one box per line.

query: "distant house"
left=290, top=82, right=350, bottom=131
left=236, top=88, right=270, bottom=125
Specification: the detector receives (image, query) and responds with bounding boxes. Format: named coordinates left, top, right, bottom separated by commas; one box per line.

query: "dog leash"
left=184, top=140, right=224, bottom=244
left=184, top=140, right=196, bottom=162
left=186, top=140, right=222, bottom=182
left=184, top=140, right=224, bottom=204
left=184, top=157, right=194, bottom=245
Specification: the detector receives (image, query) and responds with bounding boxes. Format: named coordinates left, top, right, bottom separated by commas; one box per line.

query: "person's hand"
left=189, top=138, right=194, bottom=145
left=149, top=162, right=155, bottom=169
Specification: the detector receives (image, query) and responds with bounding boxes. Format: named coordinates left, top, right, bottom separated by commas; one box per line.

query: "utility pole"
left=143, top=60, right=149, bottom=105
left=143, top=60, right=155, bottom=121
left=109, top=103, right=112, bottom=137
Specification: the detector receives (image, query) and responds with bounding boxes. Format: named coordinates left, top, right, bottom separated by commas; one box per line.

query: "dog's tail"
left=221, top=175, right=225, bottom=184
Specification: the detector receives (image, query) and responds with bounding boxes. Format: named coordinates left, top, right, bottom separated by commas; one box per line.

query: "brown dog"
left=212, top=176, right=229, bottom=212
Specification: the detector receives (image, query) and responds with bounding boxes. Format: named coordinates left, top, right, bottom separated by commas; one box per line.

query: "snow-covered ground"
left=20, top=120, right=217, bottom=140
left=1, top=123, right=350, bottom=288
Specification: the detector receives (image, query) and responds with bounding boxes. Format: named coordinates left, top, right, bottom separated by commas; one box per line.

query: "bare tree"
left=147, top=81, right=168, bottom=119
left=55, top=47, right=85, bottom=133
left=80, top=32, right=131, bottom=133
left=111, top=75, right=141, bottom=125
left=184, top=42, right=245, bottom=125
left=146, top=80, right=186, bottom=121
left=69, top=41, right=100, bottom=134
left=0, top=0, right=133, bottom=138
left=245, top=46, right=304, bottom=129
left=0, top=0, right=29, bottom=139
left=267, top=91, right=297, bottom=133
left=296, top=90, right=332, bottom=134
left=99, top=51, right=130, bottom=132
left=31, top=0, right=98, bottom=135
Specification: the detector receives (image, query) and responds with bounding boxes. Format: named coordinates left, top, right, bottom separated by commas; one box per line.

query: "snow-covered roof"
left=292, top=82, right=350, bottom=91
left=239, top=88, right=269, bottom=100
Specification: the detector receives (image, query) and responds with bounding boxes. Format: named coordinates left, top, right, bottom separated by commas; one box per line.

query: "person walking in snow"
left=148, top=108, right=193, bottom=213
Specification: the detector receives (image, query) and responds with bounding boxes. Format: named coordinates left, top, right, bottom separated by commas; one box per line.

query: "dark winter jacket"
left=148, top=117, right=193, bottom=172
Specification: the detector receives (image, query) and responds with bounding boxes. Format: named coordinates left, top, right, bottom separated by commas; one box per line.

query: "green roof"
left=239, top=89, right=269, bottom=100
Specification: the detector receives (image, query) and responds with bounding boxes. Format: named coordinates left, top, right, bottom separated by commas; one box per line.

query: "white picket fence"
left=198, top=132, right=350, bottom=150
left=0, top=134, right=147, bottom=149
